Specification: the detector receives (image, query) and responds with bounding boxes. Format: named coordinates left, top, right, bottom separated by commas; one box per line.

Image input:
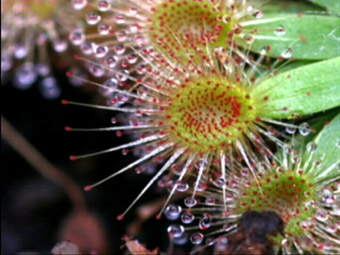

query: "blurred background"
left=1, top=76, right=174, bottom=254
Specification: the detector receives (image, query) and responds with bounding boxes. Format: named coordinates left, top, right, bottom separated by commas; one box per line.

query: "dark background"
left=1, top=76, right=172, bottom=254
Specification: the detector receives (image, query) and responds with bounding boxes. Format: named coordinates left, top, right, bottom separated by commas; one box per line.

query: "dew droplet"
left=114, top=44, right=126, bottom=55
left=181, top=213, right=194, bottom=224
left=116, top=15, right=126, bottom=24
left=98, top=0, right=110, bottom=12
left=212, top=177, right=226, bottom=188
left=274, top=25, right=286, bottom=36
left=104, top=56, right=118, bottom=69
left=14, top=44, right=28, bottom=59
left=285, top=126, right=297, bottom=134
left=40, top=77, right=61, bottom=99
left=316, top=210, right=328, bottom=222
left=184, top=197, right=197, bottom=208
left=35, top=62, right=50, bottom=76
left=252, top=10, right=263, bottom=18
left=53, top=40, right=68, bottom=52
left=80, top=42, right=93, bottom=55
left=215, top=236, right=228, bottom=251
left=205, top=197, right=216, bottom=206
left=205, top=237, right=215, bottom=246
left=164, top=204, right=182, bottom=220
left=86, top=12, right=101, bottom=25
left=127, top=53, right=138, bottom=64
left=1, top=52, right=12, bottom=72
left=176, top=181, right=189, bottom=192
left=167, top=224, right=185, bottom=239
left=94, top=45, right=109, bottom=58
left=98, top=23, right=111, bottom=35
left=281, top=48, right=293, bottom=58
left=116, top=31, right=127, bottom=42
left=298, top=122, right=310, bottom=136
left=89, top=64, right=105, bottom=77
left=69, top=30, right=85, bottom=45
left=199, top=214, right=212, bottom=230
left=190, top=232, right=204, bottom=245
left=335, top=138, right=340, bottom=148
left=14, top=62, right=37, bottom=89
left=243, top=34, right=254, bottom=44
left=71, top=0, right=87, bottom=10
left=306, top=142, right=317, bottom=153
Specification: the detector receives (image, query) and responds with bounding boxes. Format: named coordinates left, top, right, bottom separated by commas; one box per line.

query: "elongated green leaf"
left=261, top=0, right=325, bottom=13
left=305, top=112, right=340, bottom=182
left=238, top=14, right=340, bottom=60
left=253, top=57, right=340, bottom=118
left=308, top=0, right=340, bottom=15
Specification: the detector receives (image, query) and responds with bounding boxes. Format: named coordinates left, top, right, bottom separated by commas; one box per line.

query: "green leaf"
left=305, top=112, right=340, bottom=182
left=261, top=0, right=325, bottom=13
left=238, top=14, right=340, bottom=60
left=253, top=57, right=340, bottom=118
left=308, top=0, right=340, bottom=15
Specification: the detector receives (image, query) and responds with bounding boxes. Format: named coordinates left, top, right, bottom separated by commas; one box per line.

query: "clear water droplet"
left=274, top=25, right=286, bottom=36
left=104, top=56, right=118, bottom=69
left=1, top=52, right=12, bottom=72
left=89, top=64, right=105, bottom=77
left=164, top=204, right=182, bottom=220
left=40, top=77, right=61, bottom=99
left=69, top=30, right=85, bottom=45
left=176, top=181, right=189, bottom=192
left=212, top=177, right=225, bottom=188
left=285, top=126, right=297, bottom=134
left=14, top=62, right=37, bottom=89
left=86, top=12, right=101, bottom=25
left=53, top=40, right=68, bottom=52
left=184, top=197, right=197, bottom=208
left=205, top=197, right=216, bottom=206
left=299, top=122, right=310, bottom=136
left=190, top=232, right=204, bottom=245
left=181, top=213, right=194, bottom=224
left=114, top=44, right=126, bottom=55
left=127, top=53, right=138, bottom=64
left=215, top=236, right=228, bottom=251
left=167, top=224, right=185, bottom=239
left=116, top=31, right=127, bottom=42
left=36, top=62, right=50, bottom=76
left=199, top=215, right=212, bottom=230
left=316, top=210, right=328, bottom=222
left=205, top=237, right=215, bottom=246
left=71, top=0, right=87, bottom=10
left=94, top=45, right=108, bottom=58
left=98, top=0, right=110, bottom=12
left=14, top=44, right=28, bottom=59
left=307, top=142, right=317, bottom=153
left=98, top=23, right=111, bottom=35
left=116, top=15, right=126, bottom=24
left=243, top=34, right=254, bottom=44
left=80, top=42, right=93, bottom=55
left=252, top=10, right=263, bottom=18
left=281, top=48, right=293, bottom=58
left=335, top=138, right=340, bottom=148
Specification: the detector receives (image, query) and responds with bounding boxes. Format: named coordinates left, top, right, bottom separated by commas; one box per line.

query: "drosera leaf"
left=252, top=57, right=340, bottom=119
left=308, top=0, right=340, bottom=15
left=260, top=0, right=325, bottom=14
left=305, top=112, right=340, bottom=183
left=238, top=14, right=340, bottom=60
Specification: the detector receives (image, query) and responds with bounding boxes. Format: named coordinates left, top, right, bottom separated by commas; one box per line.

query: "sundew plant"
left=62, top=0, right=340, bottom=254
left=1, top=0, right=87, bottom=98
